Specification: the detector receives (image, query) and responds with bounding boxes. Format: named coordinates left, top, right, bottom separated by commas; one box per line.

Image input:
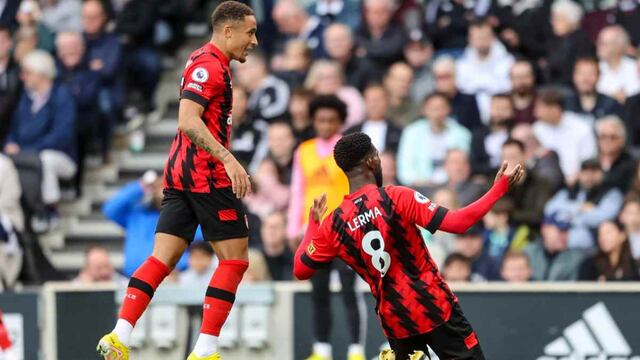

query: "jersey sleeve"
left=389, top=186, right=449, bottom=234
left=180, top=56, right=224, bottom=108
left=293, top=215, right=339, bottom=279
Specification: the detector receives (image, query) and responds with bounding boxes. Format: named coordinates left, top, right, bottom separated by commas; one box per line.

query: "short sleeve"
left=388, top=186, right=448, bottom=234
left=180, top=56, right=224, bottom=108
left=300, top=220, right=339, bottom=268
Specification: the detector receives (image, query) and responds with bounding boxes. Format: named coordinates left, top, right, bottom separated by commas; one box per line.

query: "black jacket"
left=624, top=94, right=640, bottom=146
left=0, top=58, right=21, bottom=144
left=451, top=92, right=482, bottom=131
left=545, top=29, right=595, bottom=85
left=345, top=120, right=402, bottom=154
left=602, top=152, right=637, bottom=193
left=565, top=92, right=623, bottom=121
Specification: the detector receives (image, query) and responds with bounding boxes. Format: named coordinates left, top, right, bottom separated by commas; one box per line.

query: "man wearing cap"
left=523, top=211, right=586, bottom=281
left=544, top=159, right=624, bottom=249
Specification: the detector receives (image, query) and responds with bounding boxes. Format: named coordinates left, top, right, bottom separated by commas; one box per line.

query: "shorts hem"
left=205, top=232, right=249, bottom=242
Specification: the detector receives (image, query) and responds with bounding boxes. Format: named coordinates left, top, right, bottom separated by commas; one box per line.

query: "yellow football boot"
left=305, top=353, right=332, bottom=360
left=379, top=349, right=395, bottom=360
left=348, top=354, right=366, bottom=360
left=96, top=333, right=129, bottom=360
left=409, top=350, right=428, bottom=360
left=186, top=352, right=221, bottom=360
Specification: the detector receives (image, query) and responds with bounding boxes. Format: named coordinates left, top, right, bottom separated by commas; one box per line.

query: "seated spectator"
left=471, top=94, right=513, bottom=177
left=288, top=88, right=315, bottom=142
left=405, top=35, right=435, bottom=104
left=397, top=92, right=471, bottom=186
left=425, top=0, right=491, bottom=53
left=533, top=87, right=597, bottom=185
left=511, top=123, right=564, bottom=191
left=244, top=248, right=271, bottom=282
left=271, top=0, right=326, bottom=58
left=115, top=0, right=161, bottom=113
left=102, top=171, right=192, bottom=277
left=578, top=220, right=640, bottom=281
left=308, top=0, right=361, bottom=30
left=355, top=0, right=406, bottom=69
left=5, top=50, right=77, bottom=230
left=565, top=57, right=623, bottom=123
left=500, top=139, right=554, bottom=229
left=500, top=250, right=532, bottom=282
left=483, top=198, right=531, bottom=263
left=420, top=149, right=484, bottom=206
left=16, top=0, right=54, bottom=53
left=595, top=116, right=637, bottom=192
left=509, top=60, right=537, bottom=125
left=178, top=242, right=218, bottom=288
left=441, top=253, right=472, bottom=282
left=613, top=0, right=640, bottom=49
left=624, top=90, right=640, bottom=147
left=12, top=26, right=38, bottom=63
left=323, top=22, right=379, bottom=91
left=345, top=84, right=402, bottom=153
left=383, top=61, right=420, bottom=127
left=260, top=211, right=293, bottom=281
left=596, top=26, right=639, bottom=104
left=304, top=60, right=365, bottom=127
left=231, top=86, right=260, bottom=167
left=75, top=246, right=127, bottom=284
left=426, top=187, right=461, bottom=259
left=544, top=0, right=595, bottom=85
left=456, top=18, right=515, bottom=122
left=524, top=212, right=586, bottom=281
left=41, top=0, right=82, bottom=33
left=619, top=196, right=640, bottom=260
left=0, top=25, right=21, bottom=143
left=545, top=159, right=624, bottom=249
left=380, top=150, right=397, bottom=186
left=244, top=159, right=291, bottom=219
left=265, top=121, right=296, bottom=185
left=432, top=56, right=482, bottom=131
left=494, top=0, right=548, bottom=61
left=454, top=224, right=500, bottom=280
left=273, top=39, right=312, bottom=89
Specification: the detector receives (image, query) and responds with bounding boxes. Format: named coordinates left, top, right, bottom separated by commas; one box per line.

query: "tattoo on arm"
left=183, top=128, right=230, bottom=162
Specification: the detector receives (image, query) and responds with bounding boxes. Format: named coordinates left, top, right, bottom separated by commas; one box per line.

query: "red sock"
left=201, top=260, right=249, bottom=336
left=118, top=256, right=170, bottom=326
left=0, top=311, right=11, bottom=350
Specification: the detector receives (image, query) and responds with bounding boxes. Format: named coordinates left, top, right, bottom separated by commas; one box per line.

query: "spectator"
left=405, top=35, right=435, bottom=104
left=619, top=196, right=640, bottom=260
left=397, top=92, right=471, bottom=186
left=356, top=0, right=406, bottom=69
left=82, top=0, right=123, bottom=158
left=613, top=0, right=640, bottom=49
left=595, top=116, right=637, bottom=192
left=288, top=88, right=315, bottom=142
left=629, top=163, right=640, bottom=199
left=12, top=25, right=38, bottom=63
left=244, top=159, right=291, bottom=219
left=266, top=121, right=296, bottom=185
left=230, top=86, right=260, bottom=167
left=624, top=88, right=640, bottom=147
left=75, top=246, right=127, bottom=284
left=566, top=57, right=623, bottom=124
left=380, top=150, right=397, bottom=186
left=260, top=211, right=293, bottom=281
left=456, top=18, right=515, bottom=122
left=500, top=250, right=533, bottom=282
left=304, top=60, right=365, bottom=127
left=0, top=0, right=19, bottom=29
left=41, top=0, right=82, bottom=33
left=509, top=60, right=537, bottom=125
left=596, top=26, right=640, bottom=104
left=578, top=220, right=640, bottom=281
left=244, top=248, right=271, bottom=282
left=102, top=171, right=192, bottom=277
left=544, top=0, right=595, bottom=85
left=524, top=212, right=586, bottom=281
left=425, top=0, right=492, bottom=53
left=5, top=50, right=77, bottom=230
left=500, top=139, right=554, bottom=229
left=483, top=198, right=531, bottom=263
left=345, top=84, right=402, bottom=153
left=16, top=0, right=54, bottom=53
left=533, top=87, right=597, bottom=184
left=271, top=0, right=326, bottom=58
left=494, top=0, right=550, bottom=61
left=441, top=253, right=472, bottom=282
left=420, top=149, right=484, bottom=206
left=308, top=0, right=361, bottom=30
left=323, top=22, right=379, bottom=91
left=432, top=56, right=482, bottom=131
left=454, top=224, right=500, bottom=280
left=471, top=94, right=513, bottom=177
left=0, top=25, right=21, bottom=143
left=545, top=159, right=624, bottom=249
left=383, top=61, right=420, bottom=127
left=178, top=242, right=218, bottom=288
left=426, top=187, right=462, bottom=259
left=274, top=39, right=312, bottom=89
left=511, top=123, right=564, bottom=190
left=115, top=0, right=161, bottom=113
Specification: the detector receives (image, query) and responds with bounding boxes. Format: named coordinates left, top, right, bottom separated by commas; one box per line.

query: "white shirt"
left=533, top=112, right=597, bottom=179
left=597, top=57, right=640, bottom=98
left=361, top=120, right=388, bottom=152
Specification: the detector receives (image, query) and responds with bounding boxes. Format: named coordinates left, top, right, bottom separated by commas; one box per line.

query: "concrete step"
left=119, top=152, right=167, bottom=174
left=147, top=119, right=177, bottom=139
left=63, top=217, right=124, bottom=239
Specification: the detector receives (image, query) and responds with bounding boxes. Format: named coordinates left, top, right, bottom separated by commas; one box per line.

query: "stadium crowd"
left=1, top=0, right=640, bottom=292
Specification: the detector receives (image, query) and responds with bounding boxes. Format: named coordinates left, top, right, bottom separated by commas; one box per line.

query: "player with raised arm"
left=97, top=2, right=258, bottom=360
left=294, top=132, right=525, bottom=360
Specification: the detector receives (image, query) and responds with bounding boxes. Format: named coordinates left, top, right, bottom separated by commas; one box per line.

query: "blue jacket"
left=103, top=181, right=202, bottom=277
left=57, top=60, right=101, bottom=128
left=8, top=82, right=77, bottom=161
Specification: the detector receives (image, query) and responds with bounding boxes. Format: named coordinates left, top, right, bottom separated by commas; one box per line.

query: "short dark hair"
left=291, top=87, right=315, bottom=100
left=422, top=91, right=451, bottom=107
left=536, top=86, right=565, bottom=109
left=573, top=56, right=599, bottom=74
left=492, top=92, right=512, bottom=103
left=443, top=253, right=471, bottom=268
left=469, top=17, right=492, bottom=30
left=190, top=241, right=214, bottom=257
left=0, top=25, right=11, bottom=37
left=309, top=94, right=347, bottom=123
left=502, top=250, right=530, bottom=266
left=211, top=1, right=255, bottom=30
left=334, top=132, right=375, bottom=173
left=363, top=83, right=387, bottom=96
left=502, top=138, right=525, bottom=152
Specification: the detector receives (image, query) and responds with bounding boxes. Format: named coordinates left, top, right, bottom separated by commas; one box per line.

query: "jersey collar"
left=206, top=43, right=230, bottom=67
left=345, top=184, right=378, bottom=200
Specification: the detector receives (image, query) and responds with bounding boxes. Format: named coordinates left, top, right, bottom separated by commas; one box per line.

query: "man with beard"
left=509, top=60, right=537, bottom=125
left=471, top=94, right=513, bottom=177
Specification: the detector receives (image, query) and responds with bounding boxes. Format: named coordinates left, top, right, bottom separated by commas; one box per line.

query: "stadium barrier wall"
left=1, top=282, right=640, bottom=360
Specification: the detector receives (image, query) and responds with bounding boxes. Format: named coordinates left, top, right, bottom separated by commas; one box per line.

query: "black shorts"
left=388, top=302, right=485, bottom=360
left=155, top=187, right=249, bottom=243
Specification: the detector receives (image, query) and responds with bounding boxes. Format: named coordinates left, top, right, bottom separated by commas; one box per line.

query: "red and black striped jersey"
left=303, top=184, right=457, bottom=339
left=163, top=43, right=233, bottom=192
